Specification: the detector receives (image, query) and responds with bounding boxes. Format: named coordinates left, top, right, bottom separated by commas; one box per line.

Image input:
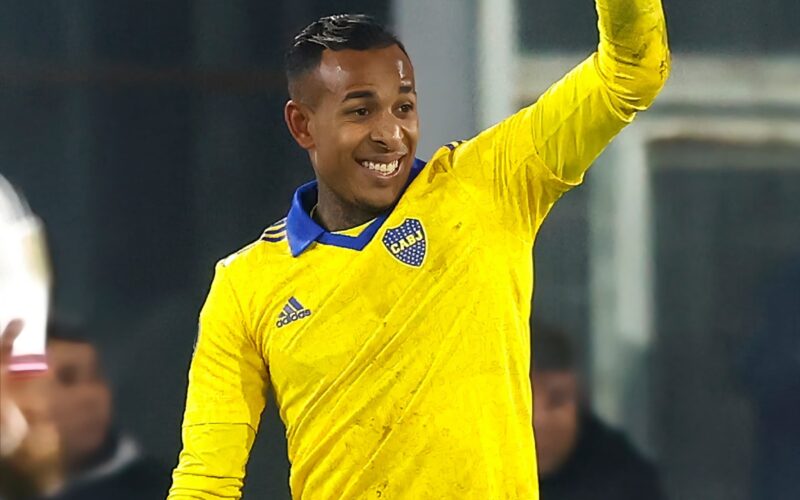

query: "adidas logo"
left=276, top=297, right=312, bottom=328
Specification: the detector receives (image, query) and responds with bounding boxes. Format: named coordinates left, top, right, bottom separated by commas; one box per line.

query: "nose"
left=370, top=113, right=404, bottom=152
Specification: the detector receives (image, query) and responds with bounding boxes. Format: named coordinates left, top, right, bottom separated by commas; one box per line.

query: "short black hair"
left=531, top=320, right=576, bottom=373
left=285, top=14, right=407, bottom=98
left=47, top=317, right=91, bottom=345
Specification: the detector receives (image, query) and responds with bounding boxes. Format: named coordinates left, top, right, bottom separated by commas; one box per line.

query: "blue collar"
left=286, top=158, right=426, bottom=257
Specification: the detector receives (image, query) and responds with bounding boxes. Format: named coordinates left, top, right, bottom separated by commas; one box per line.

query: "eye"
left=57, top=367, right=79, bottom=386
left=351, top=107, right=369, bottom=117
left=399, top=103, right=414, bottom=113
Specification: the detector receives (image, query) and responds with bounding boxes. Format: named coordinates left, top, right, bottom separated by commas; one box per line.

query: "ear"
left=284, top=100, right=315, bottom=150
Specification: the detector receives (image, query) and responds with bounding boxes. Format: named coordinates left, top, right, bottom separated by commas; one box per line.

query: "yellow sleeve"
left=448, top=0, right=670, bottom=238
left=169, top=261, right=268, bottom=499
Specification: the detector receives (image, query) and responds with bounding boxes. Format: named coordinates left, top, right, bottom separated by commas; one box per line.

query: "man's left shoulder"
left=585, top=414, right=657, bottom=474
left=576, top=414, right=665, bottom=499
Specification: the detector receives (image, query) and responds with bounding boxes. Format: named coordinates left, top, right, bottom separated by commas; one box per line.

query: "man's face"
left=532, top=370, right=580, bottom=477
left=291, top=44, right=419, bottom=214
left=47, top=340, right=112, bottom=467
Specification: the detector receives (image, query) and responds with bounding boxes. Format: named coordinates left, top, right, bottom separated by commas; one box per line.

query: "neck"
left=315, top=184, right=380, bottom=232
left=67, top=431, right=117, bottom=475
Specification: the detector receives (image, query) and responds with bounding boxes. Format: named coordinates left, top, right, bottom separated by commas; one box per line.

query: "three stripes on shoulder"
left=262, top=218, right=287, bottom=243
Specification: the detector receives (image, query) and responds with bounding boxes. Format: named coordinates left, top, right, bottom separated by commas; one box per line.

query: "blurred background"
left=1, top=0, right=798, bottom=499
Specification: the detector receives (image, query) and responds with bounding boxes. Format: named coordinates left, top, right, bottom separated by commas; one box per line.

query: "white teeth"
left=361, top=159, right=399, bottom=175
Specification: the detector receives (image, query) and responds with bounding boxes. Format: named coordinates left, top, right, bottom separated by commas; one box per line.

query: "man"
left=170, top=2, right=669, bottom=498
left=532, top=322, right=665, bottom=500
left=42, top=321, right=170, bottom=500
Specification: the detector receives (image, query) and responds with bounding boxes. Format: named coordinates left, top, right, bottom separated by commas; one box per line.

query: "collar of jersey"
left=286, top=158, right=426, bottom=257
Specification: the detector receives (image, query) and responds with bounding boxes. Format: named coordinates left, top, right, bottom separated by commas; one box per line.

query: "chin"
left=357, top=192, right=401, bottom=215
left=366, top=179, right=409, bottom=209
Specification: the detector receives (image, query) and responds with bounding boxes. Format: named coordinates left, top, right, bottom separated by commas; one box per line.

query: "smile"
left=360, top=158, right=401, bottom=176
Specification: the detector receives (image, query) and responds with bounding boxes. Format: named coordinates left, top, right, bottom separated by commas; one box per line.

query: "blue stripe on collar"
left=286, top=181, right=325, bottom=256
left=286, top=158, right=426, bottom=257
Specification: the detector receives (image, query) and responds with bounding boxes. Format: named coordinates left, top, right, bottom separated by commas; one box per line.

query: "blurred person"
left=740, top=260, right=800, bottom=500
left=42, top=320, right=170, bottom=500
left=532, top=321, right=665, bottom=500
left=170, top=1, right=670, bottom=498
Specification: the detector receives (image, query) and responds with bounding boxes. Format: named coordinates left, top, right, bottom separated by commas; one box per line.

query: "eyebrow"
left=343, top=90, right=375, bottom=102
left=342, top=84, right=416, bottom=102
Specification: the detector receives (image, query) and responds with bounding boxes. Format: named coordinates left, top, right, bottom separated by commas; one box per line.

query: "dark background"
left=2, top=1, right=799, bottom=498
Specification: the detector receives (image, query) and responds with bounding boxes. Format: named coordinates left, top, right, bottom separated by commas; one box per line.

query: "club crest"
left=382, top=218, right=426, bottom=267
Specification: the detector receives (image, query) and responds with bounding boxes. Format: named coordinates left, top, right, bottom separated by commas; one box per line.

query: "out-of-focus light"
left=0, top=175, right=51, bottom=372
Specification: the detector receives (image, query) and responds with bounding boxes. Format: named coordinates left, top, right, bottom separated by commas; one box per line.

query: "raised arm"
left=531, top=0, right=670, bottom=184
left=446, top=0, right=670, bottom=238
left=169, top=262, right=268, bottom=499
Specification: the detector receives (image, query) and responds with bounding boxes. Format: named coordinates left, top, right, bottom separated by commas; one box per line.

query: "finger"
left=1, top=319, right=24, bottom=359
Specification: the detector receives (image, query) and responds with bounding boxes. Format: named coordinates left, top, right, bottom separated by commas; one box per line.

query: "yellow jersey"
left=169, top=0, right=669, bottom=498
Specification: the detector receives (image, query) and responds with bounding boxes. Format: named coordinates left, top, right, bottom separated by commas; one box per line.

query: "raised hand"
left=0, top=320, right=63, bottom=496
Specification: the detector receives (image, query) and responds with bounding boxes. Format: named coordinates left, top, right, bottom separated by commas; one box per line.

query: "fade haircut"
left=285, top=14, right=407, bottom=100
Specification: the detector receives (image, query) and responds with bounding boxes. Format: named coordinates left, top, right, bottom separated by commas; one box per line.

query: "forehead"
left=532, top=371, right=578, bottom=389
left=48, top=340, right=97, bottom=366
left=314, top=45, right=414, bottom=98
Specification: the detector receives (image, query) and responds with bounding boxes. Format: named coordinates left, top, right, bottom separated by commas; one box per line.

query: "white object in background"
left=0, top=175, right=51, bottom=372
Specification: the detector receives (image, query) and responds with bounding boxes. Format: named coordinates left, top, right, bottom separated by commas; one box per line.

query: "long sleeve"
left=539, top=0, right=671, bottom=183
left=446, top=0, right=670, bottom=238
left=169, top=261, right=269, bottom=499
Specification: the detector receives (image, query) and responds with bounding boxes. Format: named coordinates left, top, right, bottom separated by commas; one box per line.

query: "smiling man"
left=170, top=2, right=670, bottom=499
left=284, top=43, right=418, bottom=229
